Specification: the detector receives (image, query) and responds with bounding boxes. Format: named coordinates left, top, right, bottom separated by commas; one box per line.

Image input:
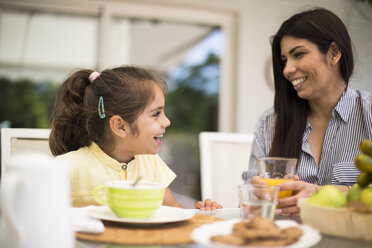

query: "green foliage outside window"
left=0, top=52, right=219, bottom=133
left=356, top=0, right=372, bottom=5
left=165, top=52, right=219, bottom=133
left=0, top=77, right=59, bottom=128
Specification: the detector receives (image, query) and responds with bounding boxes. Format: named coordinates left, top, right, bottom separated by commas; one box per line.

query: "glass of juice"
left=257, top=157, right=297, bottom=199
left=238, top=184, right=279, bottom=220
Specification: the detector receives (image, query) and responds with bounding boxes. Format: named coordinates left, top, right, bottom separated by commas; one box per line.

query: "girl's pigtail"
left=49, top=70, right=92, bottom=156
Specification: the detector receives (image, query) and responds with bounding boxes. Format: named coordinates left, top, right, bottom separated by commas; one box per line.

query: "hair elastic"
left=89, top=71, right=100, bottom=83
left=98, top=96, right=106, bottom=119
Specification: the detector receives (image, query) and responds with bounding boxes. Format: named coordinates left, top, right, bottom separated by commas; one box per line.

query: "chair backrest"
left=199, top=131, right=254, bottom=208
left=1, top=128, right=51, bottom=179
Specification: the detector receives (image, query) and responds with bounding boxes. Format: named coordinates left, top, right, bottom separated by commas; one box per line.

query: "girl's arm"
left=162, top=187, right=223, bottom=210
left=162, top=187, right=183, bottom=208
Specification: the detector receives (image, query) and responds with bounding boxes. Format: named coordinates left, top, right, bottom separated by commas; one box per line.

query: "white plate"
left=87, top=206, right=195, bottom=225
left=190, top=208, right=241, bottom=220
left=191, top=219, right=321, bottom=248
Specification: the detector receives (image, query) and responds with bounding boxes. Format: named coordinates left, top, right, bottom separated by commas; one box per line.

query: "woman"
left=249, top=8, right=372, bottom=216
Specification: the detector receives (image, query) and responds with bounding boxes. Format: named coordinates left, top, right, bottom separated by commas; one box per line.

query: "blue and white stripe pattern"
left=248, top=87, right=372, bottom=186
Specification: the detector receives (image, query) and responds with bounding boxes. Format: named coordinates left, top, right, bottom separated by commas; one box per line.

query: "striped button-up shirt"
left=248, top=87, right=372, bottom=186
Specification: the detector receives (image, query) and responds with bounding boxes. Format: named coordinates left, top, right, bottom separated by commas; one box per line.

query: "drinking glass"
left=238, top=184, right=279, bottom=220
left=257, top=157, right=297, bottom=199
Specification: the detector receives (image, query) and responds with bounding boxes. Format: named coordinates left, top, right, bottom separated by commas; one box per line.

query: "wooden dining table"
left=76, top=208, right=372, bottom=248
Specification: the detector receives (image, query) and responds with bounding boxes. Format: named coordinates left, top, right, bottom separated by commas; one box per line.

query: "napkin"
left=71, top=206, right=105, bottom=234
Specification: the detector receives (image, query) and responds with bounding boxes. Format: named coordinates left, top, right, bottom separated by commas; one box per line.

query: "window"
left=0, top=1, right=237, bottom=204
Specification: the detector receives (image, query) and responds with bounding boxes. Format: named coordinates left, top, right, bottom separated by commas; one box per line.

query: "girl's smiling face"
left=125, top=84, right=170, bottom=156
left=280, top=36, right=342, bottom=101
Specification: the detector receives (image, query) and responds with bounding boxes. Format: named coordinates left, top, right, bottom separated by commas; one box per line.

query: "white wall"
left=138, top=0, right=372, bottom=133
left=238, top=0, right=372, bottom=133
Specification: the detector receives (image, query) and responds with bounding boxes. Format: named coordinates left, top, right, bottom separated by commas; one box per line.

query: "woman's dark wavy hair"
left=49, top=66, right=167, bottom=156
left=270, top=8, right=354, bottom=159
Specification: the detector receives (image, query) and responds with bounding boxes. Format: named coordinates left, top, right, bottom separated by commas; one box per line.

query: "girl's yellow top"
left=55, top=142, right=176, bottom=207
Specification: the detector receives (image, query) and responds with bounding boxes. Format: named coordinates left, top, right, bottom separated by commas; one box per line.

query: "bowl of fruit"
left=298, top=139, right=372, bottom=242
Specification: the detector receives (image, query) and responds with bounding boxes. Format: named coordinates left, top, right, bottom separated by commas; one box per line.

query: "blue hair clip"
left=98, top=96, right=106, bottom=119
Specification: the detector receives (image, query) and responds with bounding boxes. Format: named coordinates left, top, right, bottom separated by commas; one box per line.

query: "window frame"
left=0, top=0, right=238, bottom=131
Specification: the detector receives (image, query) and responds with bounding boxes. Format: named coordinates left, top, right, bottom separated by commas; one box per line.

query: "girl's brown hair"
left=49, top=66, right=167, bottom=156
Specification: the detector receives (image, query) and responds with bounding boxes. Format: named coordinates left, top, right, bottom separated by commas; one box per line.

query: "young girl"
left=49, top=66, right=221, bottom=210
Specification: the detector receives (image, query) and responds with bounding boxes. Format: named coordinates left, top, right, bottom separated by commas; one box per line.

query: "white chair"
left=199, top=131, right=254, bottom=208
left=1, top=128, right=51, bottom=179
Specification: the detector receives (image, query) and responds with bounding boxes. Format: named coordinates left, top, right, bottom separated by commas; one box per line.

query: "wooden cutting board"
left=76, top=214, right=221, bottom=245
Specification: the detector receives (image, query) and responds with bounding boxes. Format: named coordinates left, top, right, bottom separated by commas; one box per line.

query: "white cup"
left=0, top=153, right=73, bottom=248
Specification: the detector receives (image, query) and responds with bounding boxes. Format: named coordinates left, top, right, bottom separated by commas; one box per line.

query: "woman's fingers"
left=277, top=195, right=298, bottom=207
left=251, top=176, right=266, bottom=185
left=277, top=180, right=299, bottom=191
left=275, top=205, right=300, bottom=216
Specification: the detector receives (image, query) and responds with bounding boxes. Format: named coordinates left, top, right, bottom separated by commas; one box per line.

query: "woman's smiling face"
left=280, top=36, right=338, bottom=101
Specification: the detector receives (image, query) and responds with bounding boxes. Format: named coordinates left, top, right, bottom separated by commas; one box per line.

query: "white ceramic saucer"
left=87, top=205, right=195, bottom=225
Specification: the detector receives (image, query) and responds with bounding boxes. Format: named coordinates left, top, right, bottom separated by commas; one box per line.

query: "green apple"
left=347, top=184, right=364, bottom=203
left=307, top=185, right=347, bottom=207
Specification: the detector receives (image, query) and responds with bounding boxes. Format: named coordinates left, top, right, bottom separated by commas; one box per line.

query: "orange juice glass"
left=261, top=178, right=293, bottom=198
left=257, top=157, right=297, bottom=199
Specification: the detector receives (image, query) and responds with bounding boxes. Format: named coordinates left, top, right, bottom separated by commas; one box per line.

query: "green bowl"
left=93, top=180, right=165, bottom=219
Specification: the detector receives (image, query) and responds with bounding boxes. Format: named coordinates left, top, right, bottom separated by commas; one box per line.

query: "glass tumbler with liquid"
left=238, top=184, right=279, bottom=220
left=257, top=157, right=297, bottom=199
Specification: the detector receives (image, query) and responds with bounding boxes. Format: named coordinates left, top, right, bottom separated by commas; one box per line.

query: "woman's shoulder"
left=256, top=107, right=275, bottom=125
left=258, top=107, right=275, bottom=119
left=342, top=88, right=371, bottom=112
left=253, top=107, right=276, bottom=135
left=355, top=89, right=372, bottom=104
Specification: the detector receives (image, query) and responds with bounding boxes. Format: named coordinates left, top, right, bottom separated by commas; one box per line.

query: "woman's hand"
left=195, top=198, right=223, bottom=211
left=250, top=175, right=266, bottom=185
left=275, top=176, right=320, bottom=216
